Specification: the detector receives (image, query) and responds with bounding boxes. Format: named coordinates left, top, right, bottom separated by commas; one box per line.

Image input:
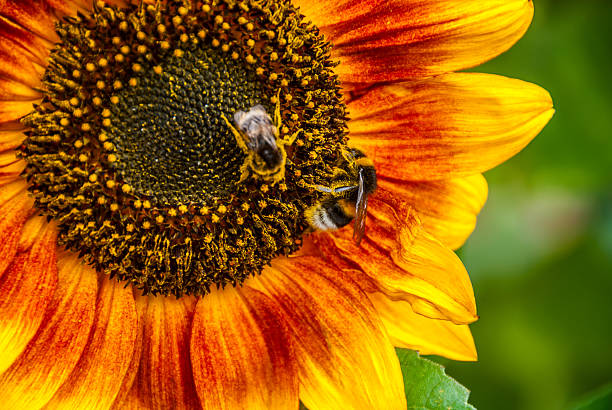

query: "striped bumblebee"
left=306, top=148, right=377, bottom=244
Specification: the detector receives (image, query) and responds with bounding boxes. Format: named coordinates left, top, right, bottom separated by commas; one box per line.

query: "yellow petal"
left=370, top=292, right=477, bottom=361
left=378, top=175, right=488, bottom=250
left=349, top=73, right=554, bottom=180
left=0, top=224, right=58, bottom=374
left=296, top=0, right=534, bottom=83
left=45, top=275, right=138, bottom=409
left=0, top=254, right=97, bottom=409
left=253, top=257, right=406, bottom=410
left=190, top=286, right=299, bottom=410
left=313, top=189, right=477, bottom=324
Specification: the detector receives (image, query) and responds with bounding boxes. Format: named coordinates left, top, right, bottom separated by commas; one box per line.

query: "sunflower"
left=0, top=0, right=553, bottom=408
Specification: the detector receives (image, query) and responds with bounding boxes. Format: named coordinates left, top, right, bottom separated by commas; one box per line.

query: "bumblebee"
left=306, top=148, right=377, bottom=244
left=222, top=93, right=296, bottom=185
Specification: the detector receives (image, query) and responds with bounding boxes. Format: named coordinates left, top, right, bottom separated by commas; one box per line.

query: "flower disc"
left=20, top=0, right=348, bottom=296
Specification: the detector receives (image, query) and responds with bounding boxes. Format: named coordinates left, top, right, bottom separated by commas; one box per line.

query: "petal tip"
left=463, top=347, right=479, bottom=362
left=531, top=106, right=555, bottom=138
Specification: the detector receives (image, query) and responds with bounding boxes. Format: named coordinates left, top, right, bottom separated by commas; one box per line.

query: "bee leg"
left=274, top=88, right=282, bottom=131
left=222, top=114, right=255, bottom=184
left=237, top=154, right=253, bottom=184
left=221, top=114, right=250, bottom=155
left=266, top=168, right=284, bottom=186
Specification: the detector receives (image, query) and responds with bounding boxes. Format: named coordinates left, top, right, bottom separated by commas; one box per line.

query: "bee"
left=305, top=148, right=377, bottom=244
left=222, top=93, right=297, bottom=185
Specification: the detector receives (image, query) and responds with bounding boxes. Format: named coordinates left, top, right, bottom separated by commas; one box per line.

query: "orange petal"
left=0, top=177, right=27, bottom=207
left=0, top=174, right=21, bottom=187
left=294, top=0, right=383, bottom=28
left=0, top=184, right=33, bottom=277
left=45, top=275, right=138, bottom=409
left=0, top=77, right=41, bottom=102
left=313, top=189, right=477, bottom=324
left=0, top=1, right=60, bottom=43
left=0, top=224, right=58, bottom=374
left=0, top=99, right=36, bottom=124
left=0, top=128, right=24, bottom=145
left=191, top=286, right=299, bottom=410
left=0, top=150, right=19, bottom=167
left=0, top=33, right=44, bottom=90
left=110, top=290, right=146, bottom=410
left=58, top=0, right=129, bottom=12
left=0, top=15, right=53, bottom=66
left=0, top=253, right=97, bottom=409
left=132, top=295, right=201, bottom=409
left=0, top=130, right=25, bottom=153
left=378, top=174, right=488, bottom=250
left=317, top=0, right=534, bottom=83
left=349, top=73, right=554, bottom=180
left=370, top=292, right=477, bottom=361
left=114, top=384, right=150, bottom=410
left=0, top=160, right=25, bottom=188
left=0, top=1, right=99, bottom=45
left=253, top=257, right=406, bottom=410
left=17, top=215, right=47, bottom=252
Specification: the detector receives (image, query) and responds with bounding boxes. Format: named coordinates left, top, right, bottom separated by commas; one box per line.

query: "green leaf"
left=397, top=348, right=475, bottom=410
left=570, top=383, right=612, bottom=410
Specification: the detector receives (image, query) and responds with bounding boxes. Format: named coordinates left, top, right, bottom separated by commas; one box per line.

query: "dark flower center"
left=20, top=0, right=349, bottom=296
left=112, top=47, right=265, bottom=202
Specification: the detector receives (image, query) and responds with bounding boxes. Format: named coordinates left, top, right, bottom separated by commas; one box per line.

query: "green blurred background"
left=435, top=0, right=612, bottom=409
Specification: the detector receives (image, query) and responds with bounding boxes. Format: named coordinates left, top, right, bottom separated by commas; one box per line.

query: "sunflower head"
left=0, top=0, right=556, bottom=408
left=19, top=0, right=351, bottom=296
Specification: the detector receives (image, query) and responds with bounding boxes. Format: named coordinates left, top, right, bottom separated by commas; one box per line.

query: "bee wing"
left=353, top=169, right=368, bottom=245
left=313, top=185, right=356, bottom=195
left=314, top=185, right=334, bottom=193
left=251, top=104, right=267, bottom=114
left=333, top=185, right=356, bottom=194
left=222, top=113, right=250, bottom=154
left=233, top=110, right=246, bottom=127
left=232, top=110, right=253, bottom=142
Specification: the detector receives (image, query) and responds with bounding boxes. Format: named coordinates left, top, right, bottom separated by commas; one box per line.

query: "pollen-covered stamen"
left=20, top=0, right=348, bottom=297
